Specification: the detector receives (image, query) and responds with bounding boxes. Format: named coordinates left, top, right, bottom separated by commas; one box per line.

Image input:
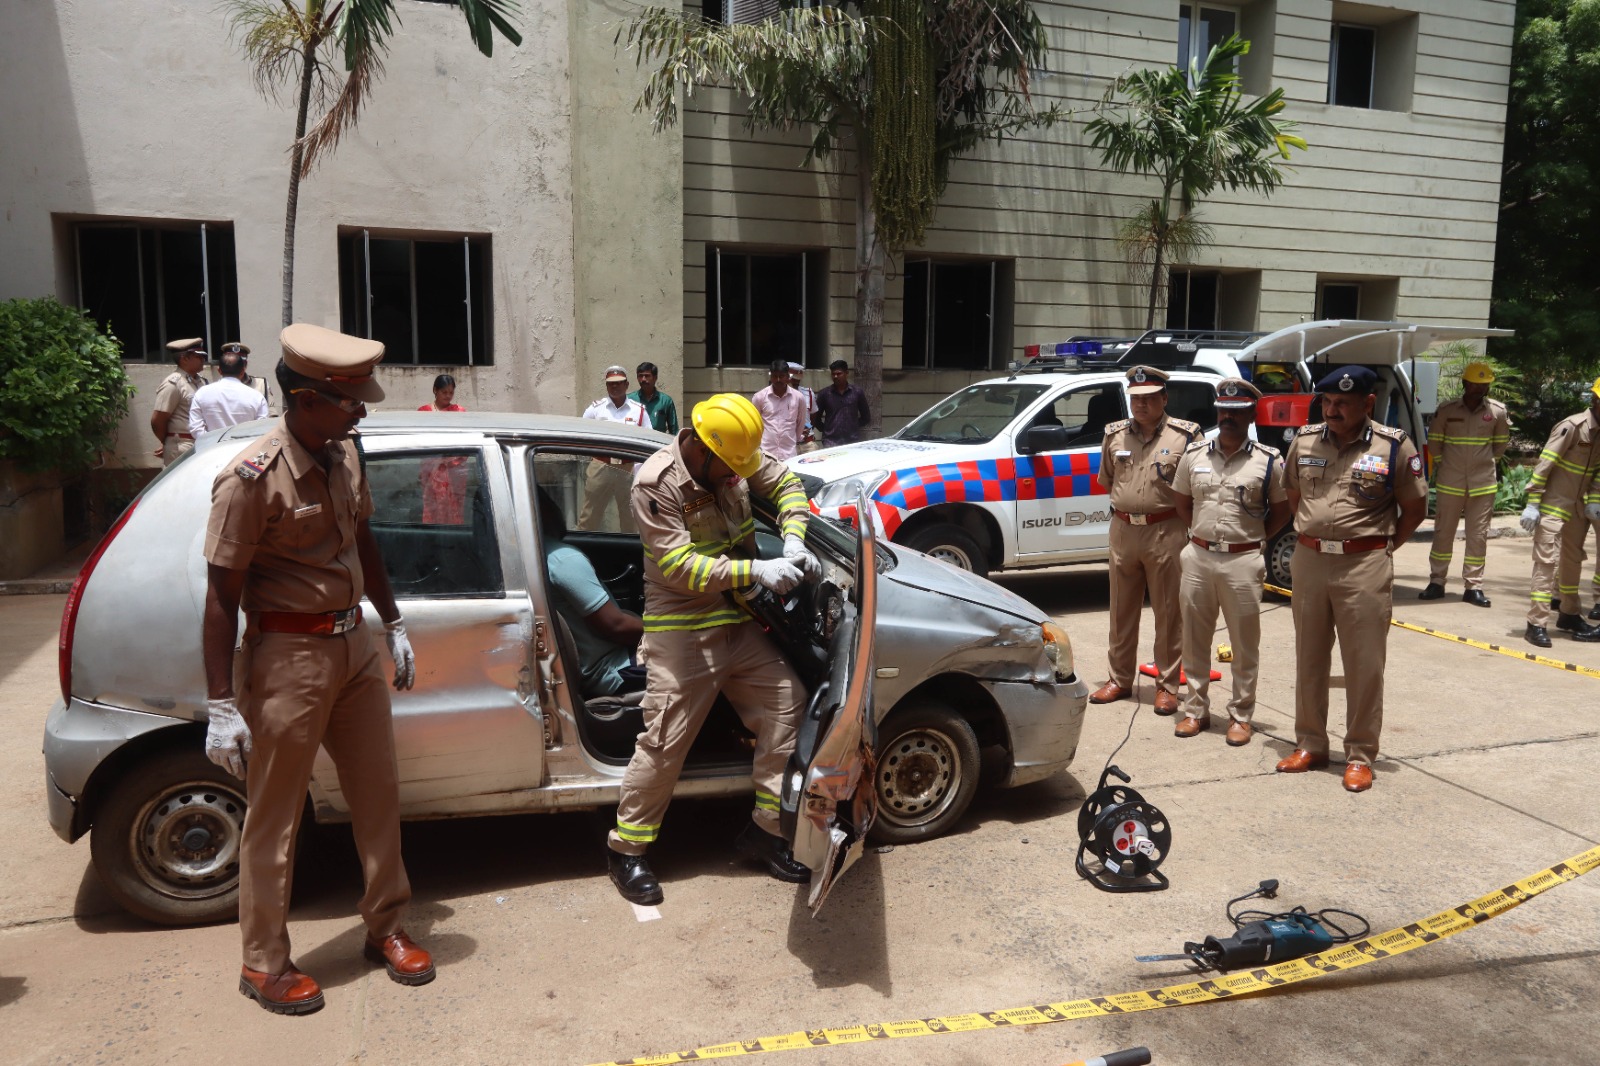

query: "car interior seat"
left=552, top=612, right=645, bottom=758
left=1076, top=390, right=1121, bottom=442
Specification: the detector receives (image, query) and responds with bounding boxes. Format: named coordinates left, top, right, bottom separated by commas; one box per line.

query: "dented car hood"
left=883, top=548, right=1045, bottom=626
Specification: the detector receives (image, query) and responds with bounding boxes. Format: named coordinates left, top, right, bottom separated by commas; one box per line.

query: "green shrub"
left=1495, top=462, right=1534, bottom=515
left=0, top=297, right=133, bottom=473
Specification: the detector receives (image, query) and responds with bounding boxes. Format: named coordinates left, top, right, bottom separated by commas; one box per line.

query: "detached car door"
left=781, top=498, right=879, bottom=913
left=309, top=435, right=545, bottom=818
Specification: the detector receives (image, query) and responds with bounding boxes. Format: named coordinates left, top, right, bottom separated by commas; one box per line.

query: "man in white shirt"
left=580, top=364, right=649, bottom=533
left=752, top=360, right=807, bottom=462
left=191, top=348, right=269, bottom=433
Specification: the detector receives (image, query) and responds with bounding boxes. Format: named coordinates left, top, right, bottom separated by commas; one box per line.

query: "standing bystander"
left=580, top=365, right=649, bottom=533
left=150, top=338, right=207, bottom=465
left=192, top=347, right=270, bottom=433
left=815, top=360, right=872, bottom=446
left=752, top=359, right=807, bottom=461
left=630, top=361, right=679, bottom=435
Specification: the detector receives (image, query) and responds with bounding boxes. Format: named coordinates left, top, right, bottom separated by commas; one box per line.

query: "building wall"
left=681, top=0, right=1513, bottom=431
left=0, top=0, right=681, bottom=470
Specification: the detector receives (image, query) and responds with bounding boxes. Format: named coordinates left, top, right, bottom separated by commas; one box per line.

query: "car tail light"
left=59, top=500, right=139, bottom=704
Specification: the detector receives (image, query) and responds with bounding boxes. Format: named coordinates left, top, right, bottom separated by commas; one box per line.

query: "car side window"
left=1165, top=380, right=1220, bottom=431
left=1031, top=383, right=1125, bottom=447
left=364, top=451, right=505, bottom=598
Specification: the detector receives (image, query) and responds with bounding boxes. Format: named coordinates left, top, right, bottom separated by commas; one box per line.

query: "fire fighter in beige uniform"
left=1171, top=379, right=1290, bottom=746
left=1517, top=381, right=1600, bottom=647
left=202, top=324, right=431, bottom=1015
left=151, top=337, right=206, bottom=466
left=1277, top=365, right=1427, bottom=793
left=1090, top=366, right=1201, bottom=715
left=605, top=393, right=823, bottom=905
left=1420, top=362, right=1509, bottom=607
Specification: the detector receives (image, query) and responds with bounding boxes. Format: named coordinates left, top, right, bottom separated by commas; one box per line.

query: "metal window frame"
left=354, top=229, right=481, bottom=365
left=1329, top=21, right=1377, bottom=108
left=74, top=220, right=229, bottom=361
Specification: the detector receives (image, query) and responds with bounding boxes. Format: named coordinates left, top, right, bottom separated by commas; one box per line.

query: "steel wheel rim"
left=877, top=727, right=962, bottom=829
left=925, top=543, right=974, bottom=571
left=130, top=779, right=246, bottom=900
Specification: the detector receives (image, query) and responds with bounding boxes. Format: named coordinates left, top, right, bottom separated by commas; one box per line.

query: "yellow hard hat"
left=1591, top=377, right=1600, bottom=399
left=1461, top=362, right=1495, bottom=385
left=691, top=393, right=766, bottom=478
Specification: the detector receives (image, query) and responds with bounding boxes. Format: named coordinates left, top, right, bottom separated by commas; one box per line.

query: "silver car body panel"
left=47, top=411, right=1086, bottom=835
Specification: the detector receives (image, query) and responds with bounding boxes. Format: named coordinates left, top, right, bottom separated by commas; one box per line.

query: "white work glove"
left=1586, top=502, right=1600, bottom=523
left=782, top=533, right=822, bottom=582
left=751, top=557, right=804, bottom=595
left=205, top=697, right=252, bottom=779
left=1520, top=504, right=1541, bottom=532
left=384, top=616, right=416, bottom=691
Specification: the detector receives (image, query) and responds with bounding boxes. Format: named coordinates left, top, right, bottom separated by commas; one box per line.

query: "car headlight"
left=1041, top=620, right=1075, bottom=681
left=815, top=470, right=888, bottom=510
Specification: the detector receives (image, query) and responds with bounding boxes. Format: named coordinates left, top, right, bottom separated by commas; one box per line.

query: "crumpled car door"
left=781, top=493, right=878, bottom=913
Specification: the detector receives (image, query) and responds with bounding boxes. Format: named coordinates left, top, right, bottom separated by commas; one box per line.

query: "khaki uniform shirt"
left=1098, top=415, right=1203, bottom=513
left=204, top=419, right=373, bottom=613
left=1173, top=438, right=1287, bottom=544
left=1528, top=409, right=1600, bottom=521
left=633, top=431, right=812, bottom=633
left=1431, top=397, right=1509, bottom=497
left=1285, top=420, right=1426, bottom=540
left=154, top=370, right=204, bottom=434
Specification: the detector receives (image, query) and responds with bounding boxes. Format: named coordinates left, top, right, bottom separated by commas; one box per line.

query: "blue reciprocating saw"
left=1137, top=880, right=1367, bottom=973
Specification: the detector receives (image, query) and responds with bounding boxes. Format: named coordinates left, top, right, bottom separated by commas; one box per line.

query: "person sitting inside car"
left=537, top=488, right=646, bottom=697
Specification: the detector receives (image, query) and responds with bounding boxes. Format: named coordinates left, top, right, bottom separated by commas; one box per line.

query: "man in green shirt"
left=630, top=362, right=678, bottom=435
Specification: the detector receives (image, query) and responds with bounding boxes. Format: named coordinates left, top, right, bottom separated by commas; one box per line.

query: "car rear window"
left=365, top=450, right=505, bottom=598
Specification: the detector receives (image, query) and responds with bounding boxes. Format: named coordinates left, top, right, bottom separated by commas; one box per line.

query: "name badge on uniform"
left=1115, top=450, right=1132, bottom=461
left=1298, top=457, right=1327, bottom=467
left=294, top=503, right=323, bottom=519
left=1193, top=466, right=1212, bottom=474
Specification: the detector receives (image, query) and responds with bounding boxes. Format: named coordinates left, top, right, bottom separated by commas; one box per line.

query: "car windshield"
left=896, top=383, right=1050, bottom=444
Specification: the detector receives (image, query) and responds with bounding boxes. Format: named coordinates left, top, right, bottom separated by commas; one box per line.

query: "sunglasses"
left=291, top=388, right=364, bottom=413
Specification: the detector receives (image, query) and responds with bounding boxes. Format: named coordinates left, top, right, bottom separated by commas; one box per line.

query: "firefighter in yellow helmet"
left=605, top=393, right=822, bottom=905
left=1420, top=361, right=1510, bottom=606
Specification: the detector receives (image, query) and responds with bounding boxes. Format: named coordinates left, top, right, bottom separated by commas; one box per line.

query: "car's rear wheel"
left=90, top=747, right=246, bottom=926
left=902, top=523, right=988, bottom=578
left=1265, top=527, right=1296, bottom=591
left=869, top=702, right=981, bottom=845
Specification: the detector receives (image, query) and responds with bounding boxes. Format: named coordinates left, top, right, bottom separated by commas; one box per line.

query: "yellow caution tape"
left=584, top=845, right=1600, bottom=1066
left=1263, top=582, right=1600, bottom=680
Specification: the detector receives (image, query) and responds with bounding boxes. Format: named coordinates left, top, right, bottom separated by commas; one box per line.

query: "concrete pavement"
left=1, top=533, right=1597, bottom=1066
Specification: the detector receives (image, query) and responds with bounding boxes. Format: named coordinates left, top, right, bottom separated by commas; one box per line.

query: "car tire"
left=90, top=747, right=247, bottom=926
left=1265, top=527, right=1295, bottom=591
left=902, top=523, right=989, bottom=577
left=868, top=702, right=981, bottom=845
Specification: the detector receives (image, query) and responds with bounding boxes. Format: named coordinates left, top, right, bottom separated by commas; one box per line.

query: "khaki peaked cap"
left=1125, top=365, right=1169, bottom=395
left=1213, top=377, right=1262, bottom=408
left=280, top=324, right=386, bottom=403
left=166, top=337, right=205, bottom=353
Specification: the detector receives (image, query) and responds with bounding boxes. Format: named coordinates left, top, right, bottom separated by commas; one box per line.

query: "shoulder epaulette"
left=1105, top=418, right=1133, bottom=434
left=1253, top=441, right=1283, bottom=458
left=1296, top=423, right=1324, bottom=436
left=1372, top=424, right=1409, bottom=443
left=633, top=447, right=673, bottom=488
left=232, top=436, right=284, bottom=481
left=1183, top=438, right=1210, bottom=453
left=585, top=397, right=608, bottom=410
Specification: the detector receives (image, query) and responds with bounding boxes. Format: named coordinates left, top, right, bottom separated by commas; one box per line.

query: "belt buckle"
left=1324, top=540, right=1345, bottom=555
left=1209, top=541, right=1228, bottom=553
left=331, top=608, right=358, bottom=634
left=1129, top=513, right=1148, bottom=527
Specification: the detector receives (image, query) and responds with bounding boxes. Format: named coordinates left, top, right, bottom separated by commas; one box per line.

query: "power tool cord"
left=1224, top=880, right=1371, bottom=943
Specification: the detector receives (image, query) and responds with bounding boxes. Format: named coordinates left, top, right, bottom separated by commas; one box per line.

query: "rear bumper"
left=43, top=696, right=190, bottom=843
left=986, top=674, right=1089, bottom=787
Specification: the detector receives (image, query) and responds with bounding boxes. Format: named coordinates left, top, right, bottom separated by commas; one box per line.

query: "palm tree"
left=621, top=1, right=1058, bottom=435
left=1086, top=35, right=1306, bottom=329
left=224, top=0, right=522, bottom=327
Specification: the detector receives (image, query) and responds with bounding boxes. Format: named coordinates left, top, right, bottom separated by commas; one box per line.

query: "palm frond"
left=297, top=48, right=384, bottom=175
left=222, top=0, right=322, bottom=102
left=1115, top=202, right=1213, bottom=287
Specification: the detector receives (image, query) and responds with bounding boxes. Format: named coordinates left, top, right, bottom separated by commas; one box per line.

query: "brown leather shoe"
left=1173, top=715, right=1209, bottom=738
left=1089, top=681, right=1130, bottom=704
left=1153, top=690, right=1180, bottom=716
left=364, top=930, right=436, bottom=986
left=1275, top=749, right=1330, bottom=773
left=1342, top=763, right=1374, bottom=793
left=239, top=964, right=325, bottom=1015
left=1225, top=721, right=1253, bottom=747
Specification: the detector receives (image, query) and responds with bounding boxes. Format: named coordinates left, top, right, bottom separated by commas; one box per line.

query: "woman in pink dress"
left=419, top=374, right=469, bottom=524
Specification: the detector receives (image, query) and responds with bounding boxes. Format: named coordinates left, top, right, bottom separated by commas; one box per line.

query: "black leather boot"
left=734, top=823, right=810, bottom=884
left=607, top=847, right=663, bottom=905
left=1462, top=589, right=1491, bottom=607
left=1418, top=582, right=1445, bottom=600
left=1525, top=624, right=1552, bottom=649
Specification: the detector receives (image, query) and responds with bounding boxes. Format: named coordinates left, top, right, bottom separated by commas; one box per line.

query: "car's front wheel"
left=869, top=702, right=981, bottom=845
left=902, top=522, right=989, bottom=577
left=90, top=747, right=246, bottom=926
left=1265, top=526, right=1296, bottom=591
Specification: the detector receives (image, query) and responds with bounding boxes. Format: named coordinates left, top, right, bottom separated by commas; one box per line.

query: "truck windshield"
left=896, top=383, right=1050, bottom=445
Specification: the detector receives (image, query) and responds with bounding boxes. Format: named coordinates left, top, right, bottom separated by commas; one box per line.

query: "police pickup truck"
left=792, top=320, right=1509, bottom=587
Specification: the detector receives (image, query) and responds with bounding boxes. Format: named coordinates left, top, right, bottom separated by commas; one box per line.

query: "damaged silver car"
left=44, top=412, right=1089, bottom=924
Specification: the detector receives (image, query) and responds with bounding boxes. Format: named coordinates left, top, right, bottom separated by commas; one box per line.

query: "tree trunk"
left=1145, top=228, right=1165, bottom=331
left=854, top=154, right=886, bottom=438
left=282, top=40, right=317, bottom=328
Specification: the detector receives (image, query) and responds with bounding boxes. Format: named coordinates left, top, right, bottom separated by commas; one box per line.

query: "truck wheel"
left=868, top=702, right=981, bottom=845
left=1265, top=528, right=1295, bottom=591
left=90, top=747, right=246, bottom=926
left=903, top=523, right=988, bottom=577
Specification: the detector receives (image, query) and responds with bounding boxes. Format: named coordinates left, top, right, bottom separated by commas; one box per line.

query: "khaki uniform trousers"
left=1178, top=545, right=1264, bottom=724
left=1428, top=492, right=1494, bottom=590
left=608, top=621, right=804, bottom=855
left=163, top=435, right=194, bottom=467
left=237, top=625, right=409, bottom=974
left=1107, top=517, right=1184, bottom=692
left=1290, top=545, right=1392, bottom=767
left=579, top=459, right=637, bottom=534
left=1528, top=513, right=1590, bottom=626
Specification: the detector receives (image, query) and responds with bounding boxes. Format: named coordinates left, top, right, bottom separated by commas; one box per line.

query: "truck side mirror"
left=1024, top=424, right=1069, bottom=454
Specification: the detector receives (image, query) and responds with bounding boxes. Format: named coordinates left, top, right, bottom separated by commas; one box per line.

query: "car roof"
left=1233, top=320, right=1513, bottom=366
left=980, top=368, right=1224, bottom=386
left=206, top=411, right=671, bottom=448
